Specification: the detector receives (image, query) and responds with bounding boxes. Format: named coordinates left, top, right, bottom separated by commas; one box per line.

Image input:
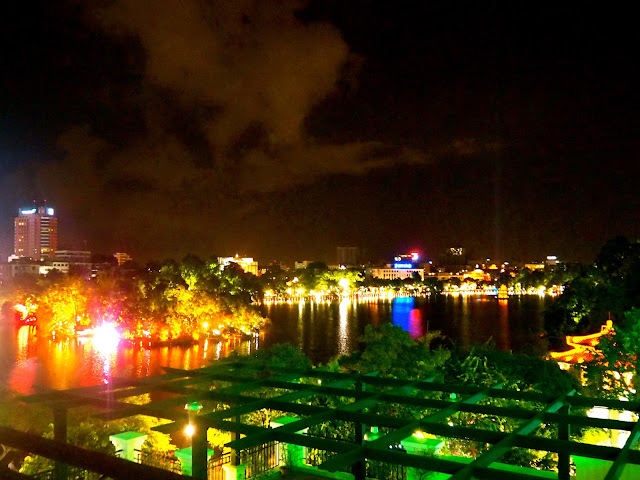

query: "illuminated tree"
left=180, top=254, right=205, bottom=290
left=585, top=308, right=640, bottom=400
left=545, top=237, right=640, bottom=340
left=315, top=269, right=363, bottom=295
left=89, top=270, right=130, bottom=325
left=36, top=277, right=90, bottom=336
left=164, top=286, right=225, bottom=338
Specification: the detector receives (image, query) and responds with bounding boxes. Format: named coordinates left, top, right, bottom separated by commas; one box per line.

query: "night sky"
left=1, top=2, right=638, bottom=264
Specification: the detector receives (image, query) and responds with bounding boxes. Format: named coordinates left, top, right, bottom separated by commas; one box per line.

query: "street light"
left=184, top=402, right=203, bottom=437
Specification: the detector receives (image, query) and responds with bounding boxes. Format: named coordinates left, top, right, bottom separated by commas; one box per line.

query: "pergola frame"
left=13, top=361, right=640, bottom=480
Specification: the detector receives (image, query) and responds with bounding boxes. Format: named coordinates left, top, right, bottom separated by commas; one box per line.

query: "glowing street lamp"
left=184, top=402, right=203, bottom=437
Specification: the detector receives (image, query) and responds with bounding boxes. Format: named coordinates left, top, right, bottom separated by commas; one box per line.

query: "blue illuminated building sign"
left=393, top=262, right=413, bottom=269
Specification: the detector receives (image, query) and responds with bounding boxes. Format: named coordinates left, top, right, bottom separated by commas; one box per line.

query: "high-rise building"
left=14, top=205, right=58, bottom=260
left=337, top=246, right=359, bottom=267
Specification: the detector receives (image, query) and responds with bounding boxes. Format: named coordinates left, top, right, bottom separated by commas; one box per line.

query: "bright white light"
left=47, top=208, right=54, bottom=215
left=93, top=322, right=121, bottom=355
left=185, top=424, right=195, bottom=437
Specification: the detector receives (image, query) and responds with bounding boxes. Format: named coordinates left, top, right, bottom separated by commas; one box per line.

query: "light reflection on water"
left=0, top=295, right=552, bottom=391
left=0, top=321, right=254, bottom=393
left=338, top=299, right=350, bottom=356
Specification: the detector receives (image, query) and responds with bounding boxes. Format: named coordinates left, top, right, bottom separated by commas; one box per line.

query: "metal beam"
left=447, top=390, right=575, bottom=480
left=0, top=427, right=187, bottom=480
left=604, top=418, right=640, bottom=480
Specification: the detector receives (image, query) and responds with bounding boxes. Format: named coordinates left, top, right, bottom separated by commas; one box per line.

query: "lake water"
left=0, top=295, right=553, bottom=393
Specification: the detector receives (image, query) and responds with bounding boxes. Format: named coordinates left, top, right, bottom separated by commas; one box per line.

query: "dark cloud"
left=0, top=0, right=436, bottom=260
left=86, top=0, right=424, bottom=179
left=2, top=2, right=639, bottom=263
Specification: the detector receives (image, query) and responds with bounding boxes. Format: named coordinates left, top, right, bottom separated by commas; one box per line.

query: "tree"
left=180, top=254, right=205, bottom=291
left=544, top=237, right=640, bottom=341
left=340, top=324, right=450, bottom=380
left=36, top=277, right=90, bottom=336
left=585, top=308, right=640, bottom=400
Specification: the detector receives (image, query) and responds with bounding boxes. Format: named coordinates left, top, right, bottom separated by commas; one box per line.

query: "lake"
left=0, top=295, right=553, bottom=392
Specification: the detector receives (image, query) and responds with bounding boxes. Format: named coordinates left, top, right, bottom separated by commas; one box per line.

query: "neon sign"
left=47, top=208, right=54, bottom=215
left=20, top=208, right=36, bottom=215
left=393, top=263, right=413, bottom=269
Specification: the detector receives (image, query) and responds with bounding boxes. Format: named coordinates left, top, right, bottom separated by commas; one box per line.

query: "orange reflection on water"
left=497, top=299, right=510, bottom=350
left=8, top=357, right=37, bottom=394
left=8, top=326, right=39, bottom=393
left=16, top=325, right=34, bottom=361
left=50, top=339, right=73, bottom=390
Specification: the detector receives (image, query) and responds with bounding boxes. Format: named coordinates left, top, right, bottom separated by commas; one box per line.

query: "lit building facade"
left=370, top=267, right=425, bottom=281
left=523, top=263, right=545, bottom=271
left=114, top=252, right=133, bottom=266
left=369, top=252, right=425, bottom=280
left=218, top=255, right=259, bottom=275
left=39, top=261, right=70, bottom=275
left=14, top=206, right=58, bottom=260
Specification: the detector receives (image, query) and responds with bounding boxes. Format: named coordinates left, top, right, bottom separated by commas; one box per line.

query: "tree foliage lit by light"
left=6, top=255, right=265, bottom=343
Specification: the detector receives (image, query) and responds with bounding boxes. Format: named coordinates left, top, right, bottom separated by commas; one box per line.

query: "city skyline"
left=3, top=202, right=565, bottom=267
left=1, top=3, right=638, bottom=263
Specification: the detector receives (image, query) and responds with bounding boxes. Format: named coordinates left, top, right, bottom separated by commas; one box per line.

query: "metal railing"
left=136, top=450, right=181, bottom=474
left=366, top=460, right=407, bottom=480
left=240, top=441, right=278, bottom=478
left=32, top=466, right=114, bottom=480
left=208, top=452, right=232, bottom=480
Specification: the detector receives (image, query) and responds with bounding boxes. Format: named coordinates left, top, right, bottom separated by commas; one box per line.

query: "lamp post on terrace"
left=185, top=401, right=203, bottom=438
left=174, top=401, right=211, bottom=479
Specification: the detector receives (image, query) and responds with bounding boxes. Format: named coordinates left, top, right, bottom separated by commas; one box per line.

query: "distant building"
left=14, top=205, right=58, bottom=260
left=114, top=252, right=133, bottom=266
left=294, top=260, right=313, bottom=270
left=439, top=246, right=468, bottom=273
left=0, top=255, right=76, bottom=282
left=369, top=266, right=425, bottom=281
left=54, top=250, right=91, bottom=264
left=39, top=261, right=70, bottom=275
left=337, top=246, right=359, bottom=267
left=368, top=251, right=424, bottom=280
left=218, top=255, right=259, bottom=275
left=393, top=252, right=420, bottom=267
left=53, top=250, right=92, bottom=276
left=524, top=263, right=545, bottom=271
left=0, top=259, right=40, bottom=281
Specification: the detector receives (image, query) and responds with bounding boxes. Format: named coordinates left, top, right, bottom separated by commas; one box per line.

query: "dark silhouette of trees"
left=544, top=237, right=640, bottom=343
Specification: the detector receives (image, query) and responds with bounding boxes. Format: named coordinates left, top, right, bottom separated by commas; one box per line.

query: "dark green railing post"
left=353, top=379, right=366, bottom=480
left=232, top=415, right=241, bottom=466
left=53, top=406, right=68, bottom=480
left=192, top=418, right=208, bottom=479
left=558, top=402, right=570, bottom=480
